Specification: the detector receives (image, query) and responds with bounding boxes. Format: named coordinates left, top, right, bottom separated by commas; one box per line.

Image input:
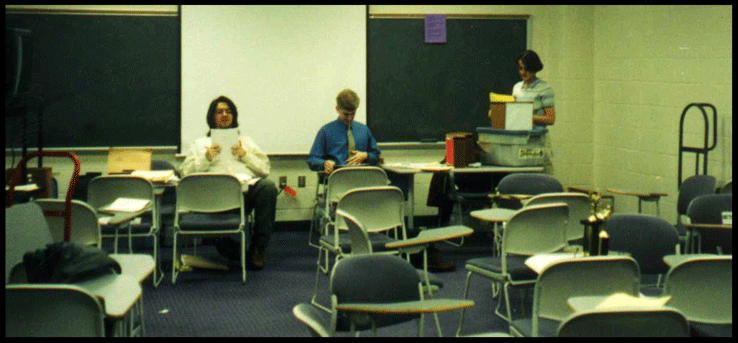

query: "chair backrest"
left=175, top=173, right=244, bottom=214
left=686, top=193, right=732, bottom=254
left=325, top=166, right=389, bottom=205
left=663, top=256, right=732, bottom=324
left=496, top=173, right=564, bottom=209
left=503, top=203, right=569, bottom=257
left=604, top=214, right=680, bottom=275
left=35, top=199, right=101, bottom=248
left=535, top=256, right=641, bottom=324
left=719, top=180, right=732, bottom=194
left=5, top=202, right=54, bottom=283
left=677, top=174, right=716, bottom=216
left=525, top=192, right=591, bottom=242
left=6, top=284, right=105, bottom=337
left=86, top=175, right=155, bottom=211
left=686, top=193, right=732, bottom=224
left=336, top=209, right=372, bottom=255
left=335, top=186, right=405, bottom=236
left=330, top=254, right=421, bottom=331
left=557, top=306, right=690, bottom=337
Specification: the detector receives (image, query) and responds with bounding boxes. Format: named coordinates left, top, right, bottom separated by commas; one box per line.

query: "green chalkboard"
left=367, top=17, right=526, bottom=142
left=5, top=13, right=179, bottom=148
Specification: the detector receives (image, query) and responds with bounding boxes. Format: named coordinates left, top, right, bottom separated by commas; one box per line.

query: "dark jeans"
left=425, top=172, right=505, bottom=227
left=245, top=178, right=278, bottom=249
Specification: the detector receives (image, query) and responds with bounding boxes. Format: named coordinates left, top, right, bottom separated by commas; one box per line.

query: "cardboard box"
left=489, top=101, right=533, bottom=131
left=107, top=148, right=152, bottom=174
left=445, top=132, right=475, bottom=167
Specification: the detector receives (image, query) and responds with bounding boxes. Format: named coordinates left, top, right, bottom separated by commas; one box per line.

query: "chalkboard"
left=368, top=17, right=526, bottom=143
left=5, top=13, right=179, bottom=149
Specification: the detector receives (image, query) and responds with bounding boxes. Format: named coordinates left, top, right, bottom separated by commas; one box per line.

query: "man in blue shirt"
left=307, top=89, right=381, bottom=173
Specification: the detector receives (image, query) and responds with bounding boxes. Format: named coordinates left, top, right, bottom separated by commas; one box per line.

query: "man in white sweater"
left=180, top=96, right=277, bottom=270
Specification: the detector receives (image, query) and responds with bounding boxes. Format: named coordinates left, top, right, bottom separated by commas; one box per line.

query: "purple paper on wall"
left=424, top=14, right=446, bottom=43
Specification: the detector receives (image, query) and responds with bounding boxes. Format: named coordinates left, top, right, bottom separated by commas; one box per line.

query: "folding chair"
left=457, top=203, right=569, bottom=334
left=664, top=255, right=732, bottom=337
left=557, top=306, right=689, bottom=337
left=509, top=256, right=641, bottom=337
left=6, top=284, right=106, bottom=337
left=295, top=254, right=474, bottom=337
left=172, top=173, right=248, bottom=284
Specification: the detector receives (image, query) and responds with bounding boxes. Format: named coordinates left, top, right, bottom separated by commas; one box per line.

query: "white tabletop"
left=470, top=208, right=516, bottom=223
left=110, top=254, right=155, bottom=283
left=76, top=273, right=141, bottom=318
left=663, top=254, right=731, bottom=268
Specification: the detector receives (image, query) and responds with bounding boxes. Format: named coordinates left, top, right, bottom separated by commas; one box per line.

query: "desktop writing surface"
left=5, top=13, right=179, bottom=149
left=367, top=17, right=526, bottom=143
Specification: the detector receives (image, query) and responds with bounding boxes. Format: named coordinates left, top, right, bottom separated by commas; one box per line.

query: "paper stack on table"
left=101, top=198, right=150, bottom=213
left=595, top=292, right=671, bottom=309
left=131, top=170, right=179, bottom=183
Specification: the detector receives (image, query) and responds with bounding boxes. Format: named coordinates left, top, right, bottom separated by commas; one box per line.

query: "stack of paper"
left=132, top=170, right=178, bottom=183
left=595, top=292, right=671, bottom=309
left=490, top=92, right=516, bottom=102
left=233, top=173, right=261, bottom=186
left=101, top=197, right=150, bottom=213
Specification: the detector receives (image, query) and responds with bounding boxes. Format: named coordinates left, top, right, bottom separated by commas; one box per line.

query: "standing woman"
left=180, top=95, right=277, bottom=270
left=496, top=49, right=556, bottom=173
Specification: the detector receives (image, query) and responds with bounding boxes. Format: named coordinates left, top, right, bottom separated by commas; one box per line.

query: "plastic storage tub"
left=476, top=127, right=547, bottom=166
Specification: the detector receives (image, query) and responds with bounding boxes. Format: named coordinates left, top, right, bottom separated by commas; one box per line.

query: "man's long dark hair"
left=206, top=95, right=239, bottom=136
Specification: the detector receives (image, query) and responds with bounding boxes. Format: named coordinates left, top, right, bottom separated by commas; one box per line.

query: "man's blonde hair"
left=336, top=89, right=360, bottom=111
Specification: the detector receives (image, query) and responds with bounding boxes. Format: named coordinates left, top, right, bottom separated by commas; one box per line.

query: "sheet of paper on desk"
left=5, top=184, right=39, bottom=192
left=233, top=173, right=261, bottom=186
left=131, top=170, right=178, bottom=183
left=211, top=128, right=239, bottom=151
left=383, top=163, right=452, bottom=172
left=102, top=198, right=150, bottom=213
left=98, top=215, right=113, bottom=225
left=595, top=292, right=671, bottom=309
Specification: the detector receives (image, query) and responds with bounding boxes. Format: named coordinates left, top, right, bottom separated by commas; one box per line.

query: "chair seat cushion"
left=690, top=322, right=732, bottom=337
left=510, top=317, right=560, bottom=337
left=416, top=269, right=444, bottom=289
left=465, top=255, right=536, bottom=280
left=319, top=233, right=397, bottom=253
left=177, top=213, right=243, bottom=231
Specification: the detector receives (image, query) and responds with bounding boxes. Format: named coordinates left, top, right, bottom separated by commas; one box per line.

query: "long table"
left=381, top=163, right=544, bottom=230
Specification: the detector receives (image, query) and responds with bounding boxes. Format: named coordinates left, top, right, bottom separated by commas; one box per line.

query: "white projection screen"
left=181, top=5, right=367, bottom=154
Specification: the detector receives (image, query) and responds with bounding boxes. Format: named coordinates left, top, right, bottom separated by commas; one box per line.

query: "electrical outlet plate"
left=279, top=176, right=287, bottom=188
left=298, top=176, right=306, bottom=188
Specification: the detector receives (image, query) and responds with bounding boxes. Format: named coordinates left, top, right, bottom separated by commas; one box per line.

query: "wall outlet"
left=298, top=176, right=306, bottom=188
left=279, top=176, right=287, bottom=188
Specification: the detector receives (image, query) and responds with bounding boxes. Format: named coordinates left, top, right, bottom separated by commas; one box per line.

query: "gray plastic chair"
left=5, top=202, right=54, bottom=283
left=509, top=256, right=641, bottom=337
left=557, top=306, right=689, bottom=337
left=172, top=173, right=247, bottom=284
left=457, top=203, right=569, bottom=333
left=604, top=213, right=680, bottom=289
left=6, top=284, right=105, bottom=337
left=313, top=186, right=407, bottom=312
left=87, top=175, right=157, bottom=255
left=664, top=255, right=732, bottom=337
left=493, top=173, right=564, bottom=210
left=525, top=192, right=591, bottom=245
left=685, top=193, right=732, bottom=254
left=295, top=254, right=474, bottom=337
left=675, top=174, right=716, bottom=252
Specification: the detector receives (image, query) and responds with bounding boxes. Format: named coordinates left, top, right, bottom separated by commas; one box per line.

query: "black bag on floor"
left=23, top=242, right=122, bottom=283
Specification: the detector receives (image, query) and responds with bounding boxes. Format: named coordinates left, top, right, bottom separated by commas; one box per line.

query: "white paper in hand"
left=211, top=128, right=240, bottom=157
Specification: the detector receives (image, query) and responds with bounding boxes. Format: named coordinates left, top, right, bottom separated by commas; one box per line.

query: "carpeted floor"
left=128, top=225, right=531, bottom=337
